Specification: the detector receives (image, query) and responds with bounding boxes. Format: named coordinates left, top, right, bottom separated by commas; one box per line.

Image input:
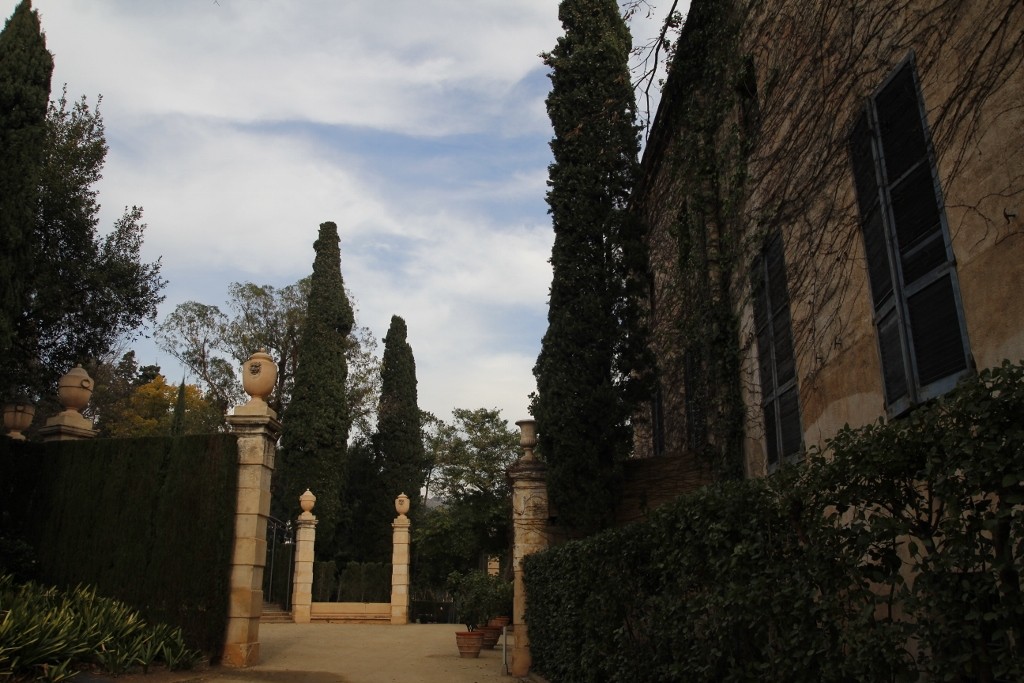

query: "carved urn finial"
left=239, top=349, right=278, bottom=416
left=395, top=492, right=410, bottom=518
left=299, top=489, right=316, bottom=521
left=515, top=418, right=537, bottom=461
left=3, top=402, right=35, bottom=440
left=57, top=365, right=94, bottom=415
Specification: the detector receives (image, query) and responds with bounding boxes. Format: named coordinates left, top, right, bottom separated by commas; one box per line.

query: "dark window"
left=751, top=233, right=802, bottom=469
left=850, top=58, right=971, bottom=414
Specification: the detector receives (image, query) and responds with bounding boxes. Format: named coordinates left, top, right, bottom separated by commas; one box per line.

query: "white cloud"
left=2, top=0, right=674, bottom=426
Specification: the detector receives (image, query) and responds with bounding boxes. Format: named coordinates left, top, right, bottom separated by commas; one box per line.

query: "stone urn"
left=395, top=492, right=410, bottom=517
left=299, top=489, right=317, bottom=521
left=241, top=349, right=277, bottom=406
left=3, top=402, right=35, bottom=440
left=515, top=418, right=537, bottom=459
left=57, top=366, right=94, bottom=414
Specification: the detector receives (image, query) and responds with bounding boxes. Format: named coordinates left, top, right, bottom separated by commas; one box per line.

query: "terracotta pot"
left=488, top=616, right=511, bottom=628
left=455, top=630, right=483, bottom=658
left=478, top=625, right=501, bottom=649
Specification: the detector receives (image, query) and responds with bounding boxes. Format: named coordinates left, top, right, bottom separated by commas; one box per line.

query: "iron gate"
left=263, top=516, right=294, bottom=610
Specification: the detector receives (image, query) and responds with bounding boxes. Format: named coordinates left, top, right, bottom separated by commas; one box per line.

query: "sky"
left=5, top=0, right=677, bottom=426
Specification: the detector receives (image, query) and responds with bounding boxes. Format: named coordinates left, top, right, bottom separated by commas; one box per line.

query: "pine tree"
left=0, top=0, right=52, bottom=361
left=532, top=0, right=644, bottom=532
left=279, top=222, right=354, bottom=556
left=375, top=315, right=426, bottom=511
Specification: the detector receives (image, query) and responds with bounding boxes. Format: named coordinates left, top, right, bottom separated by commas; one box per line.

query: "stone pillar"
left=222, top=351, right=281, bottom=668
left=509, top=418, right=549, bottom=678
left=39, top=365, right=98, bottom=441
left=291, top=489, right=317, bottom=624
left=390, top=492, right=411, bottom=625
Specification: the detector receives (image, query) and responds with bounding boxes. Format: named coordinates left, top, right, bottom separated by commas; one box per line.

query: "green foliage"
left=279, top=221, right=355, bottom=558
left=0, top=0, right=52, bottom=356
left=415, top=408, right=519, bottom=589
left=376, top=315, right=427, bottom=511
left=448, top=570, right=512, bottom=630
left=533, top=0, right=647, bottom=533
left=0, top=434, right=239, bottom=656
left=652, top=0, right=751, bottom=477
left=336, top=561, right=391, bottom=603
left=156, top=278, right=379, bottom=430
left=4, top=89, right=165, bottom=401
left=0, top=576, right=200, bottom=680
left=525, top=361, right=1024, bottom=682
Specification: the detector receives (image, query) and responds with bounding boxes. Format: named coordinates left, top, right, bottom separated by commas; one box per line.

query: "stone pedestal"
left=38, top=411, right=97, bottom=441
left=223, top=410, right=280, bottom=668
left=390, top=493, right=411, bottom=625
left=509, top=419, right=549, bottom=678
left=291, top=490, right=317, bottom=624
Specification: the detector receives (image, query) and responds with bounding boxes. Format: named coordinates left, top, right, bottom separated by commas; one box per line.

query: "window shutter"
left=850, top=115, right=894, bottom=310
left=875, top=63, right=928, bottom=182
left=907, top=275, right=968, bottom=387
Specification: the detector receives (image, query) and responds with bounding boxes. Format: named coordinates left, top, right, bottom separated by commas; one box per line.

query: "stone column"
left=39, top=365, right=98, bottom=441
left=223, top=351, right=281, bottom=668
left=390, top=492, right=411, bottom=625
left=509, top=418, right=549, bottom=678
left=291, top=490, right=317, bottom=624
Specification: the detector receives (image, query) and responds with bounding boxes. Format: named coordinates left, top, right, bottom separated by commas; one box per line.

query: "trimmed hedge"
left=524, top=361, right=1024, bottom=682
left=0, top=434, right=238, bottom=657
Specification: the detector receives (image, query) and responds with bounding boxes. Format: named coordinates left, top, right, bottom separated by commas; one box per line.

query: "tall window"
left=751, top=233, right=802, bottom=469
left=850, top=57, right=971, bottom=414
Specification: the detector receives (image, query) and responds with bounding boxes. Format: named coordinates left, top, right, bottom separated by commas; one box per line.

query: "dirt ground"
left=77, top=623, right=520, bottom=683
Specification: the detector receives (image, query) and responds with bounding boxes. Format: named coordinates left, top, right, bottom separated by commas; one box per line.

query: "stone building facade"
left=633, top=0, right=1024, bottom=478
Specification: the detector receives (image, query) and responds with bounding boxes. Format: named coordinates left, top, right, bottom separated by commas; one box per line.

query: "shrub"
left=524, top=361, right=1024, bottom=682
left=0, top=575, right=200, bottom=681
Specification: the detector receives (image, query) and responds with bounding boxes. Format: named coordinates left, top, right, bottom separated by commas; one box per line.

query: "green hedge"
left=0, top=434, right=238, bottom=657
left=524, top=361, right=1024, bottom=682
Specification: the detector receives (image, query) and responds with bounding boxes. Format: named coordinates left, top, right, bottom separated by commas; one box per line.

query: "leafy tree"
left=154, top=301, right=240, bottom=412
left=1, top=84, right=165, bottom=401
left=278, top=222, right=354, bottom=557
left=375, top=315, right=427, bottom=512
left=156, top=279, right=379, bottom=429
left=97, top=373, right=220, bottom=438
left=415, top=408, right=519, bottom=588
left=0, top=0, right=51, bottom=359
left=532, top=0, right=645, bottom=532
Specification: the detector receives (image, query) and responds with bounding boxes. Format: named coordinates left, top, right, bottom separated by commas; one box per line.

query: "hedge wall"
left=0, top=434, right=238, bottom=657
left=524, top=361, right=1024, bottom=682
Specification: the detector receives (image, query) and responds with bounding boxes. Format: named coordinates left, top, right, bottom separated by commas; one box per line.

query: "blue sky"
left=6, top=0, right=676, bottom=424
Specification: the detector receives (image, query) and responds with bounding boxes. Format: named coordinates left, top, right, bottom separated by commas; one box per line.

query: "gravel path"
left=81, top=623, right=517, bottom=683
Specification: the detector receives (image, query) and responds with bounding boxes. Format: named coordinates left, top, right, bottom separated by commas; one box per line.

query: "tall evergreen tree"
left=376, top=315, right=427, bottom=511
left=279, top=222, right=354, bottom=557
left=532, top=0, right=644, bottom=532
left=0, top=0, right=52, bottom=360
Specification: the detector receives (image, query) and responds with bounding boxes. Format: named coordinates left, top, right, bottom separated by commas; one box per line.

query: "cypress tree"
left=0, top=0, right=52, bottom=363
left=375, top=315, right=426, bottom=511
left=170, top=379, right=186, bottom=436
left=532, top=0, right=644, bottom=532
left=279, top=222, right=354, bottom=556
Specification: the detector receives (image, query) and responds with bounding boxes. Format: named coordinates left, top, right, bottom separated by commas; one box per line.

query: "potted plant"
left=449, top=571, right=483, bottom=658
left=450, top=570, right=513, bottom=650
